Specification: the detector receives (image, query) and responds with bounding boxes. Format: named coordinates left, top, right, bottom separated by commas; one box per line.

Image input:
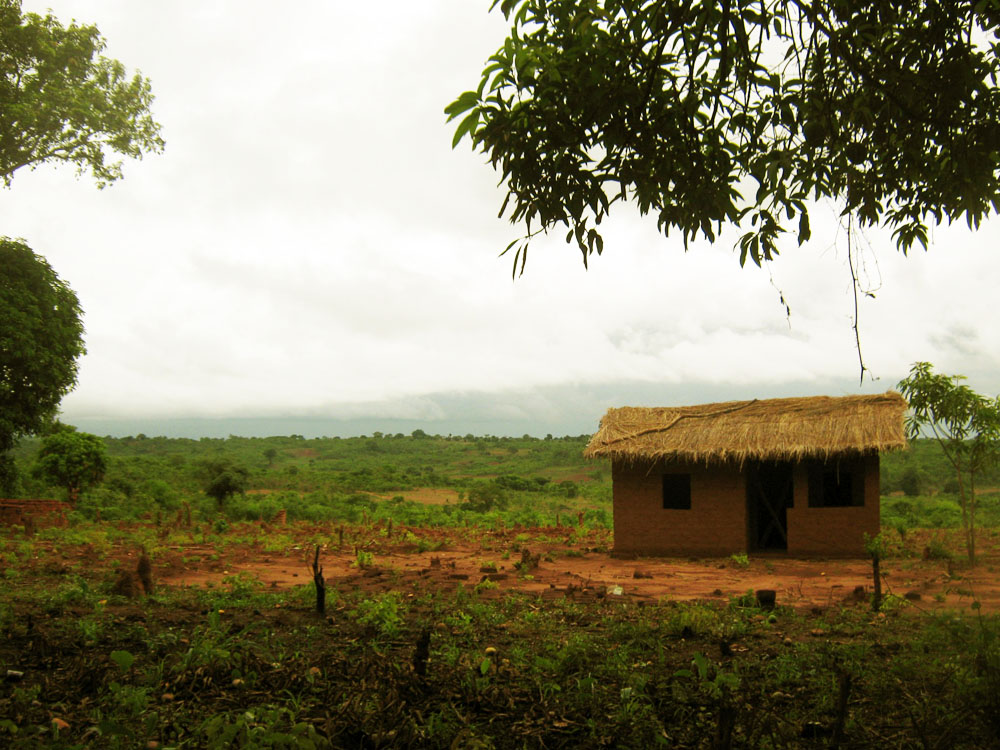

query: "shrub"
left=900, top=466, right=922, bottom=497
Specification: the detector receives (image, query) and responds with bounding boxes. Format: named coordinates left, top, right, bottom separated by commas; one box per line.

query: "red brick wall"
left=613, top=455, right=880, bottom=558
left=786, top=455, right=880, bottom=557
left=0, top=498, right=71, bottom=527
left=612, top=459, right=747, bottom=556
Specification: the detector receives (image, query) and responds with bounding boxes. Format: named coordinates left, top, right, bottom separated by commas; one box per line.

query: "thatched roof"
left=584, top=391, right=908, bottom=465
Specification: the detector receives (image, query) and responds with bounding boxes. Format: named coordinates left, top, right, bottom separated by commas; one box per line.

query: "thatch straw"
left=584, top=391, right=908, bottom=465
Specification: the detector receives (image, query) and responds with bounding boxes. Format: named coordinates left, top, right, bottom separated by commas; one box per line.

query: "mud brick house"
left=0, top=498, right=70, bottom=527
left=584, top=392, right=908, bottom=557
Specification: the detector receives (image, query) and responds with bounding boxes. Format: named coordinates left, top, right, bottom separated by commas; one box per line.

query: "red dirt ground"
left=145, top=527, right=1000, bottom=613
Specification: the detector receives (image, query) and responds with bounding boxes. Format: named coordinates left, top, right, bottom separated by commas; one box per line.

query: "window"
left=808, top=462, right=862, bottom=507
left=662, top=474, right=691, bottom=510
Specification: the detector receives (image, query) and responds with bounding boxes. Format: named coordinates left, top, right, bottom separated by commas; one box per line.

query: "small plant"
left=77, top=616, right=104, bottom=644
left=729, top=552, right=750, bottom=568
left=475, top=578, right=499, bottom=594
left=221, top=572, right=265, bottom=601
left=353, top=591, right=405, bottom=637
left=352, top=549, right=374, bottom=569
left=865, top=532, right=889, bottom=611
left=925, top=538, right=953, bottom=560
left=729, top=589, right=757, bottom=609
left=109, top=649, right=136, bottom=672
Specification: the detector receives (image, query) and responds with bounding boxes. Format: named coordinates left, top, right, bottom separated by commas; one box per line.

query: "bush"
left=900, top=466, right=922, bottom=497
left=464, top=481, right=509, bottom=512
left=559, top=480, right=579, bottom=499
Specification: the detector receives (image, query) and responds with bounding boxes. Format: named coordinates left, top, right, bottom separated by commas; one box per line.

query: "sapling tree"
left=897, top=362, right=1000, bottom=565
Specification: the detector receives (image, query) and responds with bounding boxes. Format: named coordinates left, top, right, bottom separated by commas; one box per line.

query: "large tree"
left=200, top=459, right=250, bottom=510
left=0, top=239, right=85, bottom=493
left=0, top=0, right=164, bottom=187
left=449, top=1, right=1000, bottom=273
left=0, top=2, right=162, bottom=492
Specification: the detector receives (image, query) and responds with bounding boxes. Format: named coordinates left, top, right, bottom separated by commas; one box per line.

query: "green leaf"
left=110, top=649, right=135, bottom=672
left=444, top=91, right=480, bottom=122
left=797, top=211, right=811, bottom=244
left=451, top=110, right=480, bottom=149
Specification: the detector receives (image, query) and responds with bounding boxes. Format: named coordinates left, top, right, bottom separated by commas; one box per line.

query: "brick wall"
left=612, top=459, right=747, bottom=556
left=613, top=454, right=880, bottom=558
left=786, top=455, right=880, bottom=557
left=0, top=498, right=71, bottom=527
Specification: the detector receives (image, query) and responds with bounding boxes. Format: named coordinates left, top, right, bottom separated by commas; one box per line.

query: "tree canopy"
left=0, top=238, right=85, bottom=492
left=200, top=459, right=250, bottom=509
left=0, top=0, right=163, bottom=187
left=32, top=424, right=107, bottom=503
left=449, top=1, right=1000, bottom=273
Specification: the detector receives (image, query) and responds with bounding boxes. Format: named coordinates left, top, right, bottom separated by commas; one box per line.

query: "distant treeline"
left=7, top=433, right=1000, bottom=531
left=8, top=432, right=611, bottom=528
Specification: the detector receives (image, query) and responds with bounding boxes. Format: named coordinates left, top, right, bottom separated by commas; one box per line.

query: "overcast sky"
left=5, top=1, right=999, bottom=437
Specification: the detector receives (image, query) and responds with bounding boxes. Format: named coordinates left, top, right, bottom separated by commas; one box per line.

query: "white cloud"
left=6, top=0, right=1000, bottom=432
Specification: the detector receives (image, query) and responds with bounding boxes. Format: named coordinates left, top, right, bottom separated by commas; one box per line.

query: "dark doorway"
left=747, top=461, right=794, bottom=551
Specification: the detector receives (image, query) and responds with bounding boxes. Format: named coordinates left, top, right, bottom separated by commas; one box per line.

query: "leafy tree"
left=450, top=1, right=1000, bottom=273
left=464, top=480, right=509, bottom=512
left=264, top=447, right=278, bottom=467
left=201, top=459, right=250, bottom=509
left=898, top=362, right=1000, bottom=565
left=0, top=0, right=164, bottom=187
left=0, top=239, right=84, bottom=494
left=899, top=466, right=922, bottom=498
left=32, top=425, right=107, bottom=503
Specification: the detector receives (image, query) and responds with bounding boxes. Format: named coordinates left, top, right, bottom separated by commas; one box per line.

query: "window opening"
left=662, top=474, right=691, bottom=510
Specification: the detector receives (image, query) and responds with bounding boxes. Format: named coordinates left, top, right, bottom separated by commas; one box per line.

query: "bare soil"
left=135, top=525, right=1000, bottom=613
left=18, top=523, right=999, bottom=612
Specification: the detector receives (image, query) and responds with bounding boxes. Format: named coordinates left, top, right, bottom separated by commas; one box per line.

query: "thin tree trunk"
left=830, top=671, right=853, bottom=749
left=969, top=473, right=977, bottom=565
left=871, top=554, right=882, bottom=612
left=956, top=470, right=975, bottom=566
left=312, top=545, right=326, bottom=615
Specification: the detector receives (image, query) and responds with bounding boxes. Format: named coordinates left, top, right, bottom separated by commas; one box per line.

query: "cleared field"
left=1, top=521, right=998, bottom=747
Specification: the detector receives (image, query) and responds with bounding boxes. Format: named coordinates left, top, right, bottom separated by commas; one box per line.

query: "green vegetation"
left=1, top=429, right=1000, bottom=745
left=0, top=240, right=85, bottom=495
left=32, top=425, right=107, bottom=503
left=0, top=520, right=997, bottom=747
left=199, top=458, right=250, bottom=510
left=452, top=1, right=1000, bottom=275
left=898, top=362, right=1000, bottom=564
left=8, top=432, right=610, bottom=530
left=0, top=0, right=164, bottom=187
left=1, top=0, right=161, bottom=496
left=5, top=428, right=1000, bottom=537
